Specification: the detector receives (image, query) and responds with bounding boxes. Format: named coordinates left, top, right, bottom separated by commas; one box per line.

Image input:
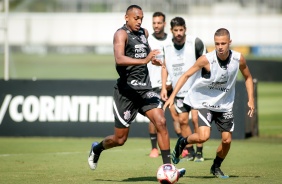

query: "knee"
left=115, top=137, right=127, bottom=146
left=178, top=117, right=188, bottom=125
left=222, top=137, right=232, bottom=145
left=198, top=136, right=209, bottom=143
left=155, top=116, right=166, bottom=127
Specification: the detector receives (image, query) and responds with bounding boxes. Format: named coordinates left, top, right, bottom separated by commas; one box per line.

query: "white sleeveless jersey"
left=164, top=35, right=201, bottom=97
left=184, top=50, right=241, bottom=112
left=147, top=34, right=172, bottom=88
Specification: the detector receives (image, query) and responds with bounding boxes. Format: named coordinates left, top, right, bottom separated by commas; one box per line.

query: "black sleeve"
left=195, top=37, right=207, bottom=60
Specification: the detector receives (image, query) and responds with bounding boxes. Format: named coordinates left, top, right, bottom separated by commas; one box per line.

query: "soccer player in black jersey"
left=88, top=4, right=185, bottom=178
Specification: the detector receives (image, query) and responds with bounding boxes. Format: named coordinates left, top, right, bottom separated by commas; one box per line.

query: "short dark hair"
left=215, top=28, right=230, bottom=38
left=126, top=5, right=142, bottom=13
left=170, top=17, right=186, bottom=28
left=152, top=12, right=166, bottom=22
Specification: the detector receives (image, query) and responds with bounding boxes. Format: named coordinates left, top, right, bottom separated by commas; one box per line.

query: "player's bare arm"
left=113, top=29, right=159, bottom=66
left=163, top=55, right=208, bottom=111
left=161, top=60, right=169, bottom=101
left=239, top=54, right=255, bottom=117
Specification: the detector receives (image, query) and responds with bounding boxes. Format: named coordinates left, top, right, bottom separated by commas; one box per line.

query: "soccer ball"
left=156, top=164, right=179, bottom=184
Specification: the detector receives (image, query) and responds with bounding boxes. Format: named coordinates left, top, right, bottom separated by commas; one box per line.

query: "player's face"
left=152, top=16, right=165, bottom=34
left=214, top=35, right=231, bottom=59
left=171, top=26, right=186, bottom=44
left=125, top=8, right=143, bottom=32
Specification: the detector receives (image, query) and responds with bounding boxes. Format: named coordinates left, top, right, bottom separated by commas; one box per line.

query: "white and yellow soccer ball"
left=156, top=164, right=179, bottom=184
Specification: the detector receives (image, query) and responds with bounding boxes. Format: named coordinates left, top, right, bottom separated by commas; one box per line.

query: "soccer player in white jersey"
left=161, top=17, right=206, bottom=162
left=147, top=12, right=181, bottom=158
left=163, top=28, right=255, bottom=178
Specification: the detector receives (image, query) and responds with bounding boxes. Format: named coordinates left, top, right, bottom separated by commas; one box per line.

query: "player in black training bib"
left=87, top=4, right=186, bottom=178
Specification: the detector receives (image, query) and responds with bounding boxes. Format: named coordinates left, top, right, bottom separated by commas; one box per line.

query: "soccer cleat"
left=149, top=148, right=159, bottom=158
left=171, top=137, right=185, bottom=164
left=181, top=149, right=188, bottom=158
left=194, top=152, right=204, bottom=162
left=178, top=168, right=186, bottom=178
left=186, top=152, right=195, bottom=161
left=210, top=165, right=229, bottom=179
left=88, top=142, right=100, bottom=170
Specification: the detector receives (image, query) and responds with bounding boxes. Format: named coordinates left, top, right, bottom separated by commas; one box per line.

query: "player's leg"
left=88, top=87, right=137, bottom=170
left=210, top=111, right=234, bottom=178
left=146, top=108, right=186, bottom=178
left=191, top=109, right=204, bottom=162
left=178, top=111, right=195, bottom=160
left=145, top=108, right=170, bottom=164
left=210, top=131, right=231, bottom=178
left=88, top=127, right=130, bottom=170
left=172, top=98, right=194, bottom=161
left=169, top=105, right=181, bottom=137
left=171, top=108, right=211, bottom=164
left=148, top=121, right=159, bottom=158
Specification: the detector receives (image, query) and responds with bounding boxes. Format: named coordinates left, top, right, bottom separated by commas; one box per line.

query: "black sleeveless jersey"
left=115, top=24, right=152, bottom=90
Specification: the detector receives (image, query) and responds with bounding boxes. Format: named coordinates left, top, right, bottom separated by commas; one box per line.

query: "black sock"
left=93, top=141, right=104, bottom=155
left=187, top=146, right=195, bottom=154
left=213, top=156, right=224, bottom=168
left=161, top=149, right=171, bottom=164
left=196, top=146, right=203, bottom=154
left=180, top=136, right=189, bottom=148
left=150, top=133, right=158, bottom=149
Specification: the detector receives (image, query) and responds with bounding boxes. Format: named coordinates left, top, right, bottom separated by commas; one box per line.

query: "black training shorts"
left=174, top=96, right=192, bottom=113
left=198, top=109, right=234, bottom=132
left=113, top=86, right=162, bottom=128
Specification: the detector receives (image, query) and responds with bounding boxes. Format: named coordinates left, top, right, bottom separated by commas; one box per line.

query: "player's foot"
left=194, top=152, right=204, bottom=162
left=186, top=152, right=195, bottom=161
left=88, top=142, right=100, bottom=170
left=149, top=148, right=159, bottom=158
left=181, top=149, right=188, bottom=158
left=210, top=165, right=229, bottom=179
left=178, top=168, right=186, bottom=178
left=171, top=137, right=185, bottom=164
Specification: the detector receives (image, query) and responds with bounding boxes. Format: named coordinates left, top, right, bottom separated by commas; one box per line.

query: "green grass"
left=0, top=53, right=119, bottom=80
left=257, top=82, right=282, bottom=137
left=0, top=137, right=281, bottom=184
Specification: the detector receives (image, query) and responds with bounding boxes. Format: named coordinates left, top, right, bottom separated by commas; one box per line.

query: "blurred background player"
left=147, top=12, right=181, bottom=158
left=161, top=17, right=207, bottom=162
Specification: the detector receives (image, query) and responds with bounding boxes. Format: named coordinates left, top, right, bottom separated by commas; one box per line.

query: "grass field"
left=0, top=137, right=281, bottom=184
left=0, top=53, right=282, bottom=183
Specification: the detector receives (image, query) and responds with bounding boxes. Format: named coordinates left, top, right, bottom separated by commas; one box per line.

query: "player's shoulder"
left=230, top=50, right=242, bottom=62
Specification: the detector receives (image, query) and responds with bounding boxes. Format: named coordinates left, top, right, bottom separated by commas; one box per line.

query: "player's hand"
left=163, top=97, right=174, bottom=111
left=147, top=49, right=160, bottom=63
left=151, top=57, right=162, bottom=66
left=161, top=88, right=168, bottom=101
left=247, top=101, right=255, bottom=117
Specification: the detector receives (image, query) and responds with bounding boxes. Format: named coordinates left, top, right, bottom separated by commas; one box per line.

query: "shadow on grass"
left=187, top=175, right=261, bottom=179
left=95, top=176, right=156, bottom=182
left=95, top=175, right=260, bottom=183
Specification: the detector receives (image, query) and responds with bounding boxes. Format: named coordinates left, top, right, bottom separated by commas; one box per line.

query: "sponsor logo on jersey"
left=208, top=81, right=229, bottom=92
left=130, top=80, right=146, bottom=86
left=202, top=102, right=220, bottom=109
left=134, top=44, right=147, bottom=58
